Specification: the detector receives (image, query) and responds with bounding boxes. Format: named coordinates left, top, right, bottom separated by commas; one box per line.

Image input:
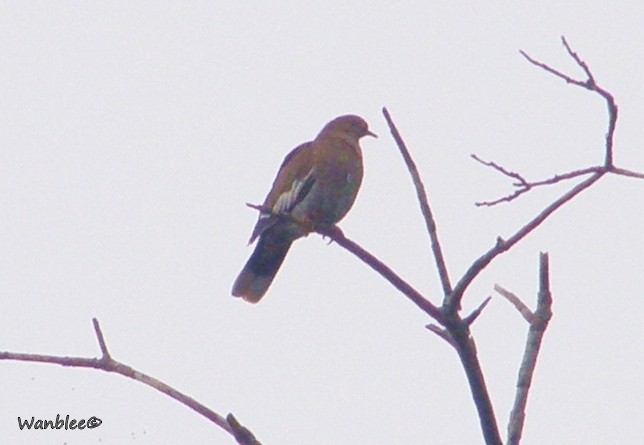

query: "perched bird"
left=232, top=115, right=377, bottom=303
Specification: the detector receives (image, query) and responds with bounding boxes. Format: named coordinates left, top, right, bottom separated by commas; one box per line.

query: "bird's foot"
left=319, top=225, right=344, bottom=244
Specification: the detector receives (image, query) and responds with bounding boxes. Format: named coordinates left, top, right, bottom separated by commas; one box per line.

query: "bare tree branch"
left=244, top=203, right=445, bottom=322
left=453, top=35, right=630, bottom=307
left=448, top=324, right=503, bottom=445
left=382, top=107, right=453, bottom=298
left=612, top=167, right=644, bottom=179
left=92, top=317, right=111, bottom=358
left=495, top=284, right=534, bottom=323
left=471, top=154, right=529, bottom=187
left=558, top=36, right=618, bottom=166
left=473, top=158, right=602, bottom=206
left=506, top=252, right=553, bottom=445
left=425, top=324, right=456, bottom=348
left=0, top=318, right=258, bottom=445
left=463, top=296, right=493, bottom=326
left=474, top=37, right=643, bottom=207
left=453, top=169, right=604, bottom=308
left=227, top=414, right=263, bottom=445
left=317, top=225, right=444, bottom=322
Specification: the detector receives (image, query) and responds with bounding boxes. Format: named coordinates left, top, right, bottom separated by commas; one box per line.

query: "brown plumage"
left=232, top=115, right=376, bottom=302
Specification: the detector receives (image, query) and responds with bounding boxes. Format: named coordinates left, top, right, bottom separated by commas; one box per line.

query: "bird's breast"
left=294, top=141, right=363, bottom=226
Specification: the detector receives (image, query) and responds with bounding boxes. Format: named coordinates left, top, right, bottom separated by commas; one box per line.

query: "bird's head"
left=318, top=115, right=377, bottom=141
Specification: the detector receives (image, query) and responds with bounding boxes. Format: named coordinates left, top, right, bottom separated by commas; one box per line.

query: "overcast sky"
left=1, top=2, right=643, bottom=444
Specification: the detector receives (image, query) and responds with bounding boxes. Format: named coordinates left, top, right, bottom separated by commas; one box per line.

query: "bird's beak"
left=367, top=130, right=378, bottom=138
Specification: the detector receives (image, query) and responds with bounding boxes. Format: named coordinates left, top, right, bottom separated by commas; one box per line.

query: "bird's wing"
left=248, top=142, right=316, bottom=244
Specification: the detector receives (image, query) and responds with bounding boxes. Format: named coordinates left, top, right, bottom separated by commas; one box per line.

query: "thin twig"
left=559, top=36, right=618, bottom=167
left=519, top=50, right=587, bottom=88
left=521, top=36, right=618, bottom=167
left=476, top=36, right=634, bottom=206
left=529, top=167, right=601, bottom=186
left=227, top=414, right=263, bottom=445
left=463, top=296, right=493, bottom=326
left=318, top=226, right=443, bottom=323
left=507, top=252, right=553, bottom=445
left=382, top=107, right=453, bottom=299
left=0, top=318, right=258, bottom=445
left=92, top=317, right=111, bottom=358
left=425, top=324, right=456, bottom=348
left=474, top=158, right=642, bottom=207
left=561, top=37, right=594, bottom=81
left=473, top=160, right=602, bottom=206
left=453, top=35, right=624, bottom=306
left=494, top=285, right=534, bottom=323
left=453, top=170, right=604, bottom=307
left=612, top=167, right=644, bottom=179
left=471, top=154, right=528, bottom=186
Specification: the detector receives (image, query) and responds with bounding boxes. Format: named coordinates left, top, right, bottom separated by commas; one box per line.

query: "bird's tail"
left=232, top=235, right=293, bottom=303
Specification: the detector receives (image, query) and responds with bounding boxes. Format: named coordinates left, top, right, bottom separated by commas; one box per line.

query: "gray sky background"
left=1, top=2, right=643, bottom=444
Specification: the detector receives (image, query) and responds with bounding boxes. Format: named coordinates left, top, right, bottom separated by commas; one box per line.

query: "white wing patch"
left=272, top=167, right=315, bottom=214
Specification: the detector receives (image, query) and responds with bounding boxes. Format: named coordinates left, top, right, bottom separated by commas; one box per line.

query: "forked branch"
left=501, top=253, right=553, bottom=445
left=474, top=36, right=641, bottom=208
left=0, top=319, right=260, bottom=445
